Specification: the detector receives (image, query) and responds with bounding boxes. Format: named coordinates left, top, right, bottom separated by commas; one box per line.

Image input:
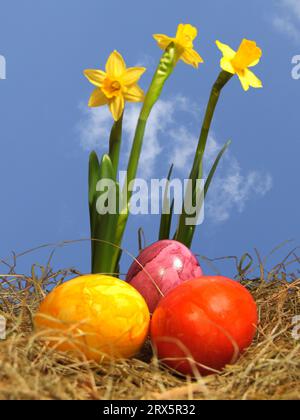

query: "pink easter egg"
left=126, top=240, right=203, bottom=313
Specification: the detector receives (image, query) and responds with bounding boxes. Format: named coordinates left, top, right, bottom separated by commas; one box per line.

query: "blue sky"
left=0, top=0, right=299, bottom=278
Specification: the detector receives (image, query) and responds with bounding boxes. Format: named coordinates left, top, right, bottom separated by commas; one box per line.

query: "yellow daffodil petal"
left=84, top=69, right=107, bottom=87
left=216, top=38, right=263, bottom=91
left=153, top=34, right=174, bottom=50
left=216, top=40, right=236, bottom=60
left=106, top=50, right=126, bottom=78
left=109, top=95, right=125, bottom=121
left=153, top=24, right=203, bottom=69
left=181, top=48, right=204, bottom=68
left=232, top=39, right=262, bottom=70
left=124, top=84, right=145, bottom=102
left=244, top=69, right=263, bottom=88
left=220, top=57, right=235, bottom=74
left=122, top=67, right=146, bottom=85
left=85, top=51, right=146, bottom=120
left=88, top=88, right=109, bottom=107
left=176, top=23, right=198, bottom=46
left=237, top=70, right=250, bottom=91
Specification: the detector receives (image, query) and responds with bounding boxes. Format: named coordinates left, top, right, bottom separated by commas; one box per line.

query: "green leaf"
left=88, top=151, right=100, bottom=263
left=92, top=154, right=120, bottom=275
left=109, top=115, right=123, bottom=180
left=204, top=140, right=231, bottom=197
left=175, top=140, right=231, bottom=248
left=174, top=173, right=204, bottom=248
left=159, top=164, right=174, bottom=241
left=174, top=157, right=203, bottom=247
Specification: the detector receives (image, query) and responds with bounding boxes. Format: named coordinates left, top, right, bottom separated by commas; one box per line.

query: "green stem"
left=109, top=114, right=123, bottom=180
left=126, top=43, right=180, bottom=199
left=175, top=71, right=233, bottom=246
left=115, top=43, right=180, bottom=249
left=125, top=118, right=147, bottom=191
left=190, top=71, right=233, bottom=181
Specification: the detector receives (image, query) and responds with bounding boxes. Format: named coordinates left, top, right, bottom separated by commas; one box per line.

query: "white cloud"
left=169, top=126, right=197, bottom=170
left=203, top=135, right=223, bottom=168
left=283, top=0, right=300, bottom=19
left=134, top=54, right=156, bottom=69
left=205, top=139, right=273, bottom=223
left=273, top=0, right=300, bottom=42
left=78, top=96, right=195, bottom=177
left=123, top=101, right=172, bottom=178
left=77, top=105, right=111, bottom=151
left=170, top=131, right=273, bottom=224
left=78, top=97, right=272, bottom=224
left=136, top=95, right=202, bottom=177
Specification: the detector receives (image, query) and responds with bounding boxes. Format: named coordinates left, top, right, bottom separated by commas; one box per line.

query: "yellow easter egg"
left=34, top=274, right=150, bottom=361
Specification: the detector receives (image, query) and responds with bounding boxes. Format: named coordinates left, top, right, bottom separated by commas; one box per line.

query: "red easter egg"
left=151, top=276, right=258, bottom=376
left=126, top=240, right=203, bottom=313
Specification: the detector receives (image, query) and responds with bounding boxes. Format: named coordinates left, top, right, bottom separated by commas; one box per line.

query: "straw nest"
left=0, top=247, right=299, bottom=400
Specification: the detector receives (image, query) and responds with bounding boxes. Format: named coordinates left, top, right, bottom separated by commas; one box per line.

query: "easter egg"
left=35, top=274, right=150, bottom=361
left=126, top=240, right=203, bottom=313
left=151, top=276, right=258, bottom=376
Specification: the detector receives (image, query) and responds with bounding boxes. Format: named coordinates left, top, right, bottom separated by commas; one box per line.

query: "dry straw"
left=0, top=241, right=299, bottom=400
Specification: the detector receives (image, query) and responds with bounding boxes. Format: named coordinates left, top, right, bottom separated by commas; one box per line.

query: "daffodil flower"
left=84, top=51, right=146, bottom=121
left=216, top=39, right=263, bottom=91
left=153, top=24, right=204, bottom=69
